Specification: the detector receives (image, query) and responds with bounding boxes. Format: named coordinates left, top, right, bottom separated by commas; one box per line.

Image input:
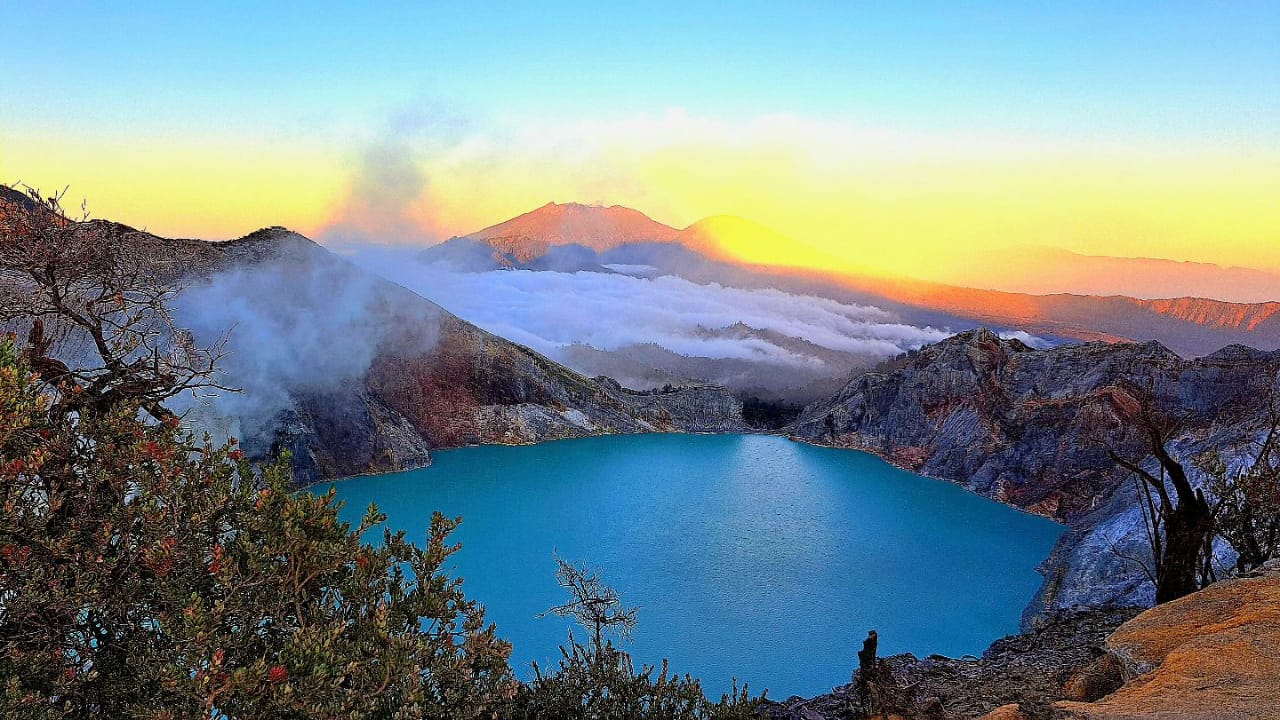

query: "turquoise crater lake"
left=324, top=433, right=1063, bottom=698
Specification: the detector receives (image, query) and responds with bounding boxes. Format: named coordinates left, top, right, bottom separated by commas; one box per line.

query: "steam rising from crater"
left=172, top=245, right=439, bottom=445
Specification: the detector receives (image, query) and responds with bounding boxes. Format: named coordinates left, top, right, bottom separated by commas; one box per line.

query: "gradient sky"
left=2, top=2, right=1277, bottom=278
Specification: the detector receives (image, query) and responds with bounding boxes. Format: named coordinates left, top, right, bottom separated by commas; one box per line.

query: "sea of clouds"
left=346, top=247, right=954, bottom=371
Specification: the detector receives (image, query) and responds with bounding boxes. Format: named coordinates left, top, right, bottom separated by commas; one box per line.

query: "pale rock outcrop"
left=790, top=330, right=1280, bottom=614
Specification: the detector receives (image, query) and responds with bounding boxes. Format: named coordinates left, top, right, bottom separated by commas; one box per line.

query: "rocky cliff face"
left=99, top=225, right=747, bottom=484
left=790, top=329, right=1280, bottom=614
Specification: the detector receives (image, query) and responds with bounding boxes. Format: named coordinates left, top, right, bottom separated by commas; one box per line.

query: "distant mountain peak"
left=463, top=201, right=683, bottom=254
left=454, top=202, right=799, bottom=264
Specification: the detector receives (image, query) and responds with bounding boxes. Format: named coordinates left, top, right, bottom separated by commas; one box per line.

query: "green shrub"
left=0, top=337, right=515, bottom=719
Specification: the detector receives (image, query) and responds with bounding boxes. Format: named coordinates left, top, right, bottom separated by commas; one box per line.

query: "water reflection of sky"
left=324, top=433, right=1063, bottom=699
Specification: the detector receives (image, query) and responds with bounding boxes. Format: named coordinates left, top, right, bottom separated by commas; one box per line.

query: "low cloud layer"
left=349, top=247, right=953, bottom=386
left=998, top=330, right=1053, bottom=350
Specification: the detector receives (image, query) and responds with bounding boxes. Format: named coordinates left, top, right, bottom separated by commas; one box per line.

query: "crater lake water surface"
left=324, top=433, right=1063, bottom=698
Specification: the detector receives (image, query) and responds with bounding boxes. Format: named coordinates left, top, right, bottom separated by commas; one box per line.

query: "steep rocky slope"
left=0, top=189, right=747, bottom=484
left=173, top=229, right=745, bottom=483
left=1056, top=562, right=1280, bottom=720
left=790, top=330, right=1280, bottom=613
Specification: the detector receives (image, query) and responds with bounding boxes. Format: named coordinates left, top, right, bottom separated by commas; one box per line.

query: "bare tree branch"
left=539, top=553, right=638, bottom=653
left=1, top=184, right=234, bottom=423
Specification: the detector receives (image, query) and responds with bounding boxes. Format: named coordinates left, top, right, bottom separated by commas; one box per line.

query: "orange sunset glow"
left=2, top=4, right=1277, bottom=303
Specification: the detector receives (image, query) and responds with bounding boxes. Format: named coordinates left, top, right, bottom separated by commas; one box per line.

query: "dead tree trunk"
left=1155, top=494, right=1212, bottom=602
left=1112, top=411, right=1216, bottom=604
left=855, top=630, right=882, bottom=718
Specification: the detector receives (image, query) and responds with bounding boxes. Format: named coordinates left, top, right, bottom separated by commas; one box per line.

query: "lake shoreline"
left=317, top=428, right=1071, bottom=640
left=321, top=433, right=1064, bottom=699
left=316, top=428, right=1065, bottom=526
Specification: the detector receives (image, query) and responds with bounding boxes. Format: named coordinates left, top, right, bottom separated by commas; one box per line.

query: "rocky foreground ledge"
left=1054, top=561, right=1280, bottom=720
left=767, top=562, right=1280, bottom=720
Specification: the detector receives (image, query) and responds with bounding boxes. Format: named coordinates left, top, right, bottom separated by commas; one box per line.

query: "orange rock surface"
left=977, top=704, right=1026, bottom=720
left=1056, top=571, right=1280, bottom=720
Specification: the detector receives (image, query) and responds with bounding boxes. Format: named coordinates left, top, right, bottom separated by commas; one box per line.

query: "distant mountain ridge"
left=807, top=269, right=1280, bottom=355
left=558, top=320, right=876, bottom=404
left=942, top=244, right=1280, bottom=304
left=1134, top=296, right=1280, bottom=331
left=421, top=202, right=1280, bottom=358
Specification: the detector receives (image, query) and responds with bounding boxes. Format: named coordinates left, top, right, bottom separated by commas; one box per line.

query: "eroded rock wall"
left=791, top=330, right=1280, bottom=613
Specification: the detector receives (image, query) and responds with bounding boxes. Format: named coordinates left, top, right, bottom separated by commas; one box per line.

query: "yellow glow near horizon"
left=417, top=113, right=1280, bottom=278
left=1, top=131, right=347, bottom=240
left=621, top=135, right=1280, bottom=277
left=4, top=114, right=1277, bottom=283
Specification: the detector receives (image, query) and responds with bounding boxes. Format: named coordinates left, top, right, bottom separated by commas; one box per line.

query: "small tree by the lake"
left=540, top=555, right=639, bottom=654
left=513, top=556, right=761, bottom=720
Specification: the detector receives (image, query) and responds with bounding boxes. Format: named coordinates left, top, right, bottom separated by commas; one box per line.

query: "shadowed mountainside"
left=789, top=329, right=1280, bottom=615
left=0, top=186, right=747, bottom=484
left=175, top=230, right=747, bottom=483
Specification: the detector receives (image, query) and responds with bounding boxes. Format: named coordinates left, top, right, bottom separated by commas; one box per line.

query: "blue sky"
left=1, top=2, right=1276, bottom=276
left=3, top=2, right=1277, bottom=145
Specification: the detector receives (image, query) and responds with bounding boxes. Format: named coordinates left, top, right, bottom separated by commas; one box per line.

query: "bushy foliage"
left=1201, top=418, right=1280, bottom=574
left=0, top=338, right=515, bottom=719
left=511, top=557, right=760, bottom=720
left=0, top=336, right=762, bottom=719
left=512, top=641, right=757, bottom=720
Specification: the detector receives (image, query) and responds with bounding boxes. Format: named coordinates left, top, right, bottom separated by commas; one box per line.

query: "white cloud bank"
left=349, top=248, right=954, bottom=373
